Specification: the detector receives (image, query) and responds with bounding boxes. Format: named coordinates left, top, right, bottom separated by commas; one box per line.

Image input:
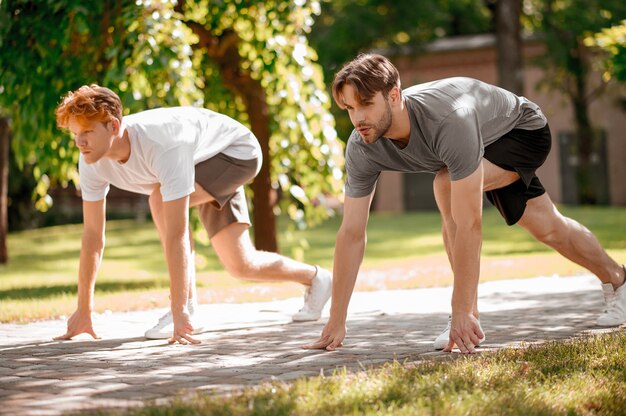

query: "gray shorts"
left=194, top=153, right=260, bottom=238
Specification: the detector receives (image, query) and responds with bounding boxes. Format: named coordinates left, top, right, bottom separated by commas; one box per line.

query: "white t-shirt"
left=79, top=107, right=261, bottom=202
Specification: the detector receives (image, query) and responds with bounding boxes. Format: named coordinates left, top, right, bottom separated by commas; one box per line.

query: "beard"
left=357, top=100, right=393, bottom=144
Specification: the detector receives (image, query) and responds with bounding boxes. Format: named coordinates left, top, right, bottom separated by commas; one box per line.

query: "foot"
left=292, top=266, right=332, bottom=322
left=433, top=316, right=486, bottom=350
left=596, top=265, right=626, bottom=327
left=144, top=300, right=205, bottom=339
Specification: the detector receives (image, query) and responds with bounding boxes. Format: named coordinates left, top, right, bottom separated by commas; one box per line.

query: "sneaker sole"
left=291, top=315, right=322, bottom=322
left=145, top=326, right=208, bottom=340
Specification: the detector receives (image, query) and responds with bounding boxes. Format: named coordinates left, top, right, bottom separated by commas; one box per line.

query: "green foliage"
left=585, top=20, right=626, bottom=82
left=308, top=0, right=492, bottom=141
left=0, top=0, right=343, bottom=233
left=0, top=0, right=201, bottom=211
left=178, top=0, right=344, bottom=230
left=524, top=0, right=626, bottom=95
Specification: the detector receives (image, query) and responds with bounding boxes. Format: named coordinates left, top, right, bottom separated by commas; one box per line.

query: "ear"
left=388, top=86, right=401, bottom=104
left=108, top=117, right=121, bottom=135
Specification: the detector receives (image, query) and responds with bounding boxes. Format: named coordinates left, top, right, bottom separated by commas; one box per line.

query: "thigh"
left=516, top=192, right=563, bottom=237
left=482, top=159, right=520, bottom=192
left=190, top=182, right=215, bottom=207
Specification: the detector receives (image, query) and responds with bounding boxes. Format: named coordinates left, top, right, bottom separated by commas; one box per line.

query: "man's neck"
left=107, top=128, right=131, bottom=164
left=384, top=98, right=410, bottom=146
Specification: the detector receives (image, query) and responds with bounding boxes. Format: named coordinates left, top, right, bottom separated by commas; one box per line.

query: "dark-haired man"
left=305, top=53, right=625, bottom=354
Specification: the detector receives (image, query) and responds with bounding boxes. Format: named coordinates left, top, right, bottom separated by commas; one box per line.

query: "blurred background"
left=0, top=1, right=625, bottom=322
left=1, top=0, right=625, bottom=257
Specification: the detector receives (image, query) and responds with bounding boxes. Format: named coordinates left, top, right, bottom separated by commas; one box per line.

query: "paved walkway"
left=0, top=274, right=621, bottom=415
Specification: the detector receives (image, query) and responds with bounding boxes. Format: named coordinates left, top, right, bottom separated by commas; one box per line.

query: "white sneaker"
left=144, top=300, right=205, bottom=339
left=433, top=316, right=486, bottom=350
left=596, top=275, right=626, bottom=327
left=292, top=266, right=332, bottom=322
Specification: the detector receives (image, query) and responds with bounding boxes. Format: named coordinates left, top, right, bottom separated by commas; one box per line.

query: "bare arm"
left=55, top=199, right=106, bottom=340
left=161, top=195, right=199, bottom=344
left=304, top=193, right=374, bottom=350
left=444, top=164, right=485, bottom=353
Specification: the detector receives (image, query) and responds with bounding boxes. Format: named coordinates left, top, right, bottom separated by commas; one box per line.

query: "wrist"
left=76, top=300, right=94, bottom=313
left=451, top=296, right=473, bottom=314
left=329, top=307, right=347, bottom=323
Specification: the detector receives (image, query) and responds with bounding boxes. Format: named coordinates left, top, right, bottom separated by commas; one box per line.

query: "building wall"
left=373, top=37, right=626, bottom=212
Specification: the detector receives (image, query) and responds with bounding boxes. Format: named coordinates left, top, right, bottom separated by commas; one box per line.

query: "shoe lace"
left=603, top=294, right=617, bottom=313
left=156, top=312, right=173, bottom=326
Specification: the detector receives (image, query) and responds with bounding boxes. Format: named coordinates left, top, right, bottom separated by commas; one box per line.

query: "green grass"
left=97, top=330, right=626, bottom=416
left=1, top=206, right=625, bottom=322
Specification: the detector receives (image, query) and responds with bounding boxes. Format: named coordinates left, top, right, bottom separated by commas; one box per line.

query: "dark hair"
left=332, top=53, right=401, bottom=108
left=56, top=84, right=123, bottom=129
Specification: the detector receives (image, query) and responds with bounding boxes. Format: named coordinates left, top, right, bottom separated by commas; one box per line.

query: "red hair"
left=56, top=84, right=123, bottom=129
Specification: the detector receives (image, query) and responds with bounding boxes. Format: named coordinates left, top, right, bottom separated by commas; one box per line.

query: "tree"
left=0, top=116, right=8, bottom=264
left=309, top=0, right=492, bottom=139
left=525, top=0, right=626, bottom=204
left=488, top=0, right=524, bottom=94
left=0, top=0, right=202, bottom=262
left=586, top=20, right=626, bottom=83
left=174, top=0, right=343, bottom=252
left=0, top=0, right=343, bottom=258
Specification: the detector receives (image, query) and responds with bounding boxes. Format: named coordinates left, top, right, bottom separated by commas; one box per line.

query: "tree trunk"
left=177, top=18, right=278, bottom=252
left=571, top=48, right=596, bottom=204
left=242, top=91, right=278, bottom=254
left=495, top=0, right=524, bottom=94
left=0, top=117, right=10, bottom=264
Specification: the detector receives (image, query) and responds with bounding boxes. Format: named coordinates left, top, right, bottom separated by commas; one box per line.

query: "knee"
left=224, top=258, right=258, bottom=280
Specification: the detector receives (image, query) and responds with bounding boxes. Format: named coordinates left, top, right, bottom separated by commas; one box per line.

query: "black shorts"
left=483, top=124, right=552, bottom=225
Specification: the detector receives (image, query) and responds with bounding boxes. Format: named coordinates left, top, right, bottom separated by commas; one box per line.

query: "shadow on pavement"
left=0, top=288, right=620, bottom=415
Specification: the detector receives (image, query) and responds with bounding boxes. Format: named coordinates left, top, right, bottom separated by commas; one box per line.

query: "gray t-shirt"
left=344, top=77, right=547, bottom=198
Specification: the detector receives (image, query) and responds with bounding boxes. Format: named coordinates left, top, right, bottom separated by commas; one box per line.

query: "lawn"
left=1, top=206, right=625, bottom=323
left=99, top=331, right=626, bottom=416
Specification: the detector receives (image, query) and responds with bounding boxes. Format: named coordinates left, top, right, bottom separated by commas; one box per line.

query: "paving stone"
left=0, top=274, right=621, bottom=415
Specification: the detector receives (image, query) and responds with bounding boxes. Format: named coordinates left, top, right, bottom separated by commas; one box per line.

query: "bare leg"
left=149, top=187, right=196, bottom=300
left=210, top=222, right=316, bottom=286
left=188, top=181, right=317, bottom=286
left=517, top=193, right=625, bottom=288
left=482, top=159, right=624, bottom=286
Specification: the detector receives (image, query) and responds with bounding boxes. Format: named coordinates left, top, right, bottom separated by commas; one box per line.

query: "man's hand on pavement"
left=443, top=312, right=484, bottom=354
left=168, top=309, right=201, bottom=345
left=302, top=318, right=346, bottom=351
left=54, top=309, right=100, bottom=341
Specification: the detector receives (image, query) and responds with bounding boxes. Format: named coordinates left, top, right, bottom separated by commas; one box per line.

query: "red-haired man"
left=55, top=84, right=331, bottom=344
